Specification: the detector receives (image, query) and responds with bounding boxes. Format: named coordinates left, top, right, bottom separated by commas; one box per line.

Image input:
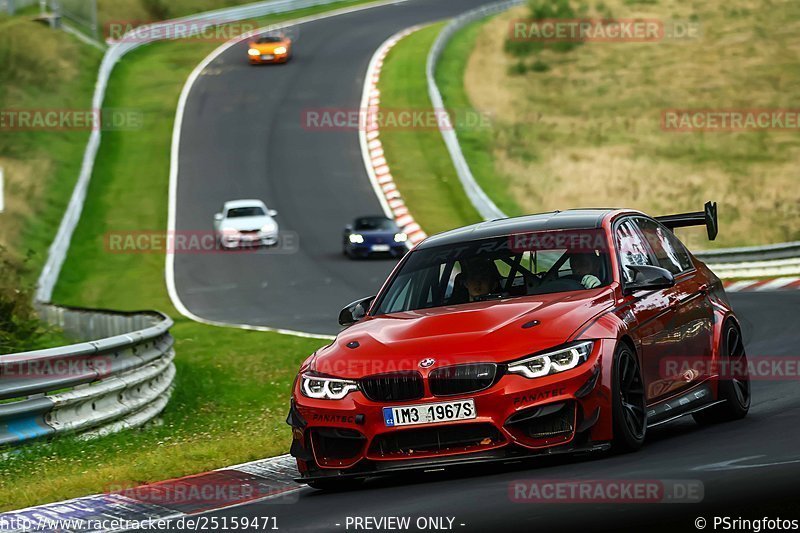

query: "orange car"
left=248, top=34, right=292, bottom=64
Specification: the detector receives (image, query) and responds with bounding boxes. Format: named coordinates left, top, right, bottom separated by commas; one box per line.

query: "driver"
left=571, top=253, right=602, bottom=289
left=462, top=259, right=502, bottom=301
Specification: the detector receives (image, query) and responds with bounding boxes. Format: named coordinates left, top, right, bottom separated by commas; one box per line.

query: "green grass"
left=377, top=23, right=481, bottom=235
left=458, top=0, right=800, bottom=248
left=434, top=20, right=522, bottom=218
left=0, top=14, right=103, bottom=279
left=0, top=320, right=323, bottom=511
left=1, top=0, right=391, bottom=512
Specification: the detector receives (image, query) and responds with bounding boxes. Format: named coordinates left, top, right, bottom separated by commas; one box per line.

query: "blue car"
left=343, top=216, right=408, bottom=259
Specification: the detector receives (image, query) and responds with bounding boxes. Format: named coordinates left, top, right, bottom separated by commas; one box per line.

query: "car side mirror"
left=624, top=264, right=675, bottom=293
left=339, top=295, right=375, bottom=327
left=214, top=213, right=223, bottom=221
left=267, top=209, right=278, bottom=217
left=344, top=224, right=353, bottom=233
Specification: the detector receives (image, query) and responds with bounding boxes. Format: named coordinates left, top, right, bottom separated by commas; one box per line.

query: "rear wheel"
left=612, top=343, right=647, bottom=452
left=693, top=320, right=750, bottom=425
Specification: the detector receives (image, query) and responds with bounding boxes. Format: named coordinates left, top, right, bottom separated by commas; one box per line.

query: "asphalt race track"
left=166, top=0, right=800, bottom=530
left=172, top=0, right=497, bottom=335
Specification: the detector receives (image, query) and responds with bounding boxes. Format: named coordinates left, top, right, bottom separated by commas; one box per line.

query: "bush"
left=504, top=0, right=586, bottom=58
left=0, top=249, right=50, bottom=354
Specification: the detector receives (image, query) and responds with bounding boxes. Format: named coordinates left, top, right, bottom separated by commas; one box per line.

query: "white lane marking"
left=0, top=167, right=4, bottom=213
left=693, top=455, right=800, bottom=472
left=724, top=280, right=761, bottom=292
left=166, top=0, right=414, bottom=340
left=754, top=277, right=800, bottom=291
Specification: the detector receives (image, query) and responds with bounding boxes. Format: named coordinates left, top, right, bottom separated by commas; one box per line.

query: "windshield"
left=256, top=35, right=284, bottom=44
left=354, top=217, right=397, bottom=231
left=372, top=230, right=611, bottom=315
left=227, top=206, right=265, bottom=218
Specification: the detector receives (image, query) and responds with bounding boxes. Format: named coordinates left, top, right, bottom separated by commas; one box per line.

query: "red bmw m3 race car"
left=287, top=203, right=750, bottom=489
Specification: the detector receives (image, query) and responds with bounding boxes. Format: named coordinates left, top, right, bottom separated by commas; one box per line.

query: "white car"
left=213, top=199, right=279, bottom=249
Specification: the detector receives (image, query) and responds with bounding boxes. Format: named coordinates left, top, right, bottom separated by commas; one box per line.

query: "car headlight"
left=274, top=46, right=287, bottom=54
left=507, top=341, right=594, bottom=379
left=349, top=234, right=365, bottom=244
left=248, top=48, right=260, bottom=56
left=394, top=232, right=408, bottom=243
left=301, top=374, right=359, bottom=400
left=260, top=224, right=277, bottom=233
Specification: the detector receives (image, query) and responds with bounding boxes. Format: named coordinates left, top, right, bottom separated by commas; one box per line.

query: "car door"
left=638, top=218, right=715, bottom=388
left=615, top=216, right=699, bottom=404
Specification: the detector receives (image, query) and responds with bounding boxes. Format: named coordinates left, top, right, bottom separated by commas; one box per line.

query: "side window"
left=381, top=274, right=412, bottom=313
left=636, top=218, right=693, bottom=275
left=615, top=218, right=654, bottom=283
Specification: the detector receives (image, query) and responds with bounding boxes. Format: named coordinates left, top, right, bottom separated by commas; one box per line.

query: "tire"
left=693, top=320, right=750, bottom=425
left=306, top=477, right=364, bottom=491
left=611, top=343, right=647, bottom=452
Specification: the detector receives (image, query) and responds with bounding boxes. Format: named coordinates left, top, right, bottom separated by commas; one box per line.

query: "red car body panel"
left=288, top=209, right=738, bottom=479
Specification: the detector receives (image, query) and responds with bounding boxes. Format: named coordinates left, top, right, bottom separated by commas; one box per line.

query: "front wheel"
left=611, top=343, right=647, bottom=452
left=693, top=320, right=750, bottom=425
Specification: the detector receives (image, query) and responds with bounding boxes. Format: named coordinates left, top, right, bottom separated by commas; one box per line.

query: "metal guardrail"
left=695, top=241, right=800, bottom=264
left=426, top=0, right=522, bottom=221
left=36, top=0, right=353, bottom=302
left=0, top=305, right=174, bottom=446
left=696, top=242, right=800, bottom=278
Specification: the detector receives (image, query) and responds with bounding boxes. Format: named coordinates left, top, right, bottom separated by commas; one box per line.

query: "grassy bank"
left=434, top=20, right=522, bottom=219
left=460, top=0, right=800, bottom=249
left=0, top=0, right=389, bottom=512
left=377, top=24, right=481, bottom=235
left=0, top=14, right=103, bottom=277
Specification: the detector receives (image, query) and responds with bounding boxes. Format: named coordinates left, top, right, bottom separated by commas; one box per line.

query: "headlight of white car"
left=349, top=234, right=365, bottom=244
left=261, top=223, right=277, bottom=233
left=301, top=374, right=359, bottom=400
left=507, top=341, right=594, bottom=379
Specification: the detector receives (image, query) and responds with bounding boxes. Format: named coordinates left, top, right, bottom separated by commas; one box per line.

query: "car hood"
left=353, top=230, right=398, bottom=242
left=312, top=289, right=615, bottom=379
left=220, top=215, right=274, bottom=231
left=250, top=41, right=288, bottom=53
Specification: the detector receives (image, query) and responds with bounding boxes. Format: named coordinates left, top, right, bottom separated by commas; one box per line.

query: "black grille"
left=310, top=428, right=365, bottom=461
left=429, top=363, right=498, bottom=396
left=505, top=401, right=574, bottom=439
left=360, top=372, right=424, bottom=402
left=369, top=423, right=504, bottom=457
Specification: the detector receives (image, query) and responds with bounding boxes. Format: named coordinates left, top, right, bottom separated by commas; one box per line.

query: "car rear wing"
left=656, top=201, right=718, bottom=241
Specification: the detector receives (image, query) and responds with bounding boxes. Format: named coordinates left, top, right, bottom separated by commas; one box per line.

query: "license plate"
left=383, top=399, right=476, bottom=427
left=261, top=54, right=274, bottom=60
left=371, top=244, right=390, bottom=252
